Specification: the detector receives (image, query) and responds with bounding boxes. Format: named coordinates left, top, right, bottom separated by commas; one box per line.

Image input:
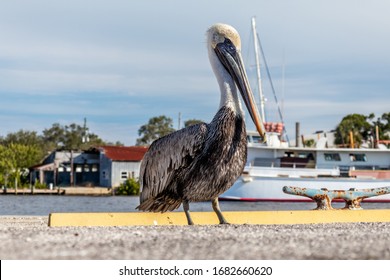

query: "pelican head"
left=207, top=23, right=266, bottom=140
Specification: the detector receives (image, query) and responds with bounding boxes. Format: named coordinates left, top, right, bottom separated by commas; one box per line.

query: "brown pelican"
left=136, top=23, right=265, bottom=225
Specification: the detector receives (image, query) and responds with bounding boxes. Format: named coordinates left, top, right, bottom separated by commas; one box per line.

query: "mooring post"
left=283, top=186, right=390, bottom=210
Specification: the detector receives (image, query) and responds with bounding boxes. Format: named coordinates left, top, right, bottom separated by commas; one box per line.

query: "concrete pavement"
left=1, top=216, right=390, bottom=259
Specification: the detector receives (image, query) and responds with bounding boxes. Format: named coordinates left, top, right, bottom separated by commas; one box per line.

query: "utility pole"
left=70, top=150, right=74, bottom=186
left=82, top=117, right=89, bottom=143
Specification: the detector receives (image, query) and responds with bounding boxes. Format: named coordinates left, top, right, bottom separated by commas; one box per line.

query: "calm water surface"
left=0, top=195, right=388, bottom=216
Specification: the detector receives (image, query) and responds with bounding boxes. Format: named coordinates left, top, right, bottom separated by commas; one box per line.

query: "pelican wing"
left=139, top=123, right=207, bottom=206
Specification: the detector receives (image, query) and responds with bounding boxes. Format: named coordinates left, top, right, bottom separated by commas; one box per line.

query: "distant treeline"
left=0, top=122, right=123, bottom=189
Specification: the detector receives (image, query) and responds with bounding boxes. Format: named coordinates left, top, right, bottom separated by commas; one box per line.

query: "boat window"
left=349, top=154, right=367, bottom=162
left=284, top=152, right=294, bottom=157
left=324, top=153, right=341, bottom=161
left=252, top=136, right=262, bottom=143
left=297, top=153, right=313, bottom=159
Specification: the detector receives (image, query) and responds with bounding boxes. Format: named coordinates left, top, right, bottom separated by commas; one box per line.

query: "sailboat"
left=220, top=17, right=390, bottom=202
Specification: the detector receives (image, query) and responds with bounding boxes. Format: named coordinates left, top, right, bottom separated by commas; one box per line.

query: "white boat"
left=220, top=17, right=390, bottom=203
left=220, top=131, right=390, bottom=202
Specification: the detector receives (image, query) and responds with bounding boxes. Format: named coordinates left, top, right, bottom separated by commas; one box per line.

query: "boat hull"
left=220, top=176, right=390, bottom=202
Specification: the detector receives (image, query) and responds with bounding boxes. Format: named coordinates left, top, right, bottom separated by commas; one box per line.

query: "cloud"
left=0, top=0, right=389, bottom=145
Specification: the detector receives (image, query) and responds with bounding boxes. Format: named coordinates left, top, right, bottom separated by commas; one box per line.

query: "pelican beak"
left=215, top=38, right=266, bottom=140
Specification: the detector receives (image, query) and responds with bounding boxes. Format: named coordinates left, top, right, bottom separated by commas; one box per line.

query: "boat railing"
left=280, top=162, right=312, bottom=169
left=249, top=159, right=316, bottom=169
left=244, top=164, right=340, bottom=178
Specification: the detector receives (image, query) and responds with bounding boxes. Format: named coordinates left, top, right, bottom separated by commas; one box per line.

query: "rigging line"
left=256, top=33, right=290, bottom=143
left=244, top=27, right=253, bottom=66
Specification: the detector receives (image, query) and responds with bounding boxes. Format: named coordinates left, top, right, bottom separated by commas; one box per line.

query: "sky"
left=0, top=0, right=389, bottom=145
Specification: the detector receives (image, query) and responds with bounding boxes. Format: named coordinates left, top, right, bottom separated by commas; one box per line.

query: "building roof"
left=100, top=146, right=148, bottom=161
left=29, top=162, right=55, bottom=171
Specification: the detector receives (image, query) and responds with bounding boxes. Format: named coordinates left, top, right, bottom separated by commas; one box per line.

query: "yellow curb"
left=48, top=209, right=390, bottom=227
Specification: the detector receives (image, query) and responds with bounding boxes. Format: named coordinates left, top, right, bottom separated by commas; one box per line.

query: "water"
left=0, top=195, right=388, bottom=216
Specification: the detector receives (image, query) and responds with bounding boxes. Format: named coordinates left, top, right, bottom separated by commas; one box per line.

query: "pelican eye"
left=223, top=38, right=236, bottom=54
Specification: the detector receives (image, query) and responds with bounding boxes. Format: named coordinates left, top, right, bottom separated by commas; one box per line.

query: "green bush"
left=116, top=178, right=140, bottom=196
left=34, top=182, right=48, bottom=189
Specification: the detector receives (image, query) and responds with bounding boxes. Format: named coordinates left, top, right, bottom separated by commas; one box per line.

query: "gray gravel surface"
left=0, top=216, right=389, bottom=259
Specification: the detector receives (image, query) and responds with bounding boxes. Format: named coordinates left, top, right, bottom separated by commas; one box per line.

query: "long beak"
left=215, top=39, right=266, bottom=140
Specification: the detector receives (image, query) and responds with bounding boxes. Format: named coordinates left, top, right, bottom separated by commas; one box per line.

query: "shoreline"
left=0, top=186, right=113, bottom=196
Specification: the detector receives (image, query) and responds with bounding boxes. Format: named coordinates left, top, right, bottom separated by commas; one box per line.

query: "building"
left=30, top=150, right=100, bottom=187
left=98, top=146, right=148, bottom=187
left=30, top=146, right=148, bottom=188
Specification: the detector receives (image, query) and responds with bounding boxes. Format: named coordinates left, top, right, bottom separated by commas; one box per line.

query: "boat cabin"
left=246, top=131, right=390, bottom=179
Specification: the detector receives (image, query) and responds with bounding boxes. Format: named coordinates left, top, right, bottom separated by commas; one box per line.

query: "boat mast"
left=251, top=17, right=266, bottom=123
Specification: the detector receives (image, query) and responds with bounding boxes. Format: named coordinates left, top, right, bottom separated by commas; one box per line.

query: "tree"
left=0, top=130, right=43, bottom=147
left=304, top=139, right=315, bottom=148
left=106, top=141, right=124, bottom=146
left=42, top=122, right=106, bottom=150
left=382, top=112, right=390, bottom=132
left=377, top=112, right=390, bottom=141
left=136, top=116, right=175, bottom=145
left=64, top=123, right=85, bottom=150
left=335, top=113, right=375, bottom=147
left=42, top=123, right=66, bottom=151
left=0, top=143, right=40, bottom=189
left=184, top=119, right=204, bottom=128
left=0, top=130, right=45, bottom=165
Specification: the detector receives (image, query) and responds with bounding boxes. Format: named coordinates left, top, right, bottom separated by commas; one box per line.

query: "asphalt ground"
left=0, top=216, right=389, bottom=259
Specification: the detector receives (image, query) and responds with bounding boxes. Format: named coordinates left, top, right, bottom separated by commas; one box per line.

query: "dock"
left=1, top=187, right=112, bottom=196
left=1, top=188, right=65, bottom=195
left=61, top=187, right=112, bottom=196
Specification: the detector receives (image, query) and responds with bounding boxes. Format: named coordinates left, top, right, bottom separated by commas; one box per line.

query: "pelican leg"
left=212, top=197, right=229, bottom=224
left=183, top=200, right=194, bottom=225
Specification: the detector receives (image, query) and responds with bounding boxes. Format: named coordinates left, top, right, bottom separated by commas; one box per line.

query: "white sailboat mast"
left=251, top=17, right=266, bottom=123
